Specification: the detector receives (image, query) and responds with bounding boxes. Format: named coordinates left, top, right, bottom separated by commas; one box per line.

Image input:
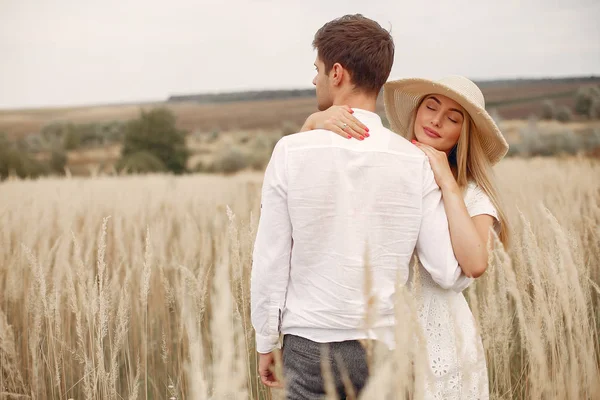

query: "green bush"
left=541, top=100, right=556, bottom=120
left=63, top=129, right=82, bottom=150
left=509, top=121, right=600, bottom=157
left=49, top=149, right=68, bottom=174
left=41, top=123, right=67, bottom=147
left=555, top=106, right=573, bottom=122
left=24, top=134, right=45, bottom=152
left=121, top=108, right=189, bottom=174
left=116, top=151, right=167, bottom=174
left=212, top=148, right=248, bottom=174
left=39, top=121, right=126, bottom=151
left=193, top=160, right=217, bottom=174
left=247, top=135, right=272, bottom=170
left=0, top=133, right=49, bottom=179
left=0, top=148, right=49, bottom=179
left=575, top=86, right=600, bottom=117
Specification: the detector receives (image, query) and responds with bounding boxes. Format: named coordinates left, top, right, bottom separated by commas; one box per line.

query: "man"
left=251, top=14, right=471, bottom=399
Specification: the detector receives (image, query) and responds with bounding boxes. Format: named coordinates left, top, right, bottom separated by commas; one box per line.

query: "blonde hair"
left=406, top=99, right=510, bottom=247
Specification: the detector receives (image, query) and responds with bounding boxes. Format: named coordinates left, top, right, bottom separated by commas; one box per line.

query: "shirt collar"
left=350, top=108, right=383, bottom=126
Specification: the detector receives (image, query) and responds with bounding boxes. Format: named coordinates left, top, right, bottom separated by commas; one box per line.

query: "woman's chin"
left=414, top=135, right=434, bottom=146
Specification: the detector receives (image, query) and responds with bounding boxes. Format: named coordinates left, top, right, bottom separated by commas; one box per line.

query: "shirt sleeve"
left=465, top=184, right=499, bottom=220
left=250, top=138, right=293, bottom=354
left=415, top=160, right=473, bottom=292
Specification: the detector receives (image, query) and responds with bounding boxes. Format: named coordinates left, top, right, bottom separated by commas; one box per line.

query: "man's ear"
left=330, top=63, right=344, bottom=87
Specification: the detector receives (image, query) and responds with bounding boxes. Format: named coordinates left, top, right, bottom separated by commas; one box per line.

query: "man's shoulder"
left=382, top=128, right=428, bottom=158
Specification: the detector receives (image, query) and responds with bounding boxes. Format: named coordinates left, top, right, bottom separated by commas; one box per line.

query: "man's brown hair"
left=313, top=14, right=395, bottom=95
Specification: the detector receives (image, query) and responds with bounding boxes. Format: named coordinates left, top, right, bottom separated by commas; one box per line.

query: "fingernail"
left=350, top=110, right=354, bottom=114
left=359, top=136, right=364, bottom=141
left=365, top=127, right=369, bottom=132
left=411, top=140, right=416, bottom=144
left=347, top=135, right=352, bottom=139
left=364, top=133, right=370, bottom=138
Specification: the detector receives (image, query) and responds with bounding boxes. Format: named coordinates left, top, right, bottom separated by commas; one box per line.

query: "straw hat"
left=383, top=75, right=509, bottom=165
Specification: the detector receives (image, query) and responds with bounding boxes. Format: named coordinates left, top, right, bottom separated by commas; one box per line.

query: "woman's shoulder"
left=464, top=181, right=498, bottom=220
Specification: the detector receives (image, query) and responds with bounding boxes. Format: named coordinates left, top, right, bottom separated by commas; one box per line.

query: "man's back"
left=280, top=108, right=430, bottom=346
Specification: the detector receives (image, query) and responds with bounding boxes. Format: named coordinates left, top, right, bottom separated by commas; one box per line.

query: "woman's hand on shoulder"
left=411, top=140, right=457, bottom=191
left=302, top=106, right=369, bottom=140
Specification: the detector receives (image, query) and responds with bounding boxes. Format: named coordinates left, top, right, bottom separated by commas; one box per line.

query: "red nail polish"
left=365, top=127, right=369, bottom=132
left=359, top=136, right=364, bottom=141
left=347, top=135, right=352, bottom=139
left=411, top=140, right=416, bottom=144
left=365, top=133, right=370, bottom=138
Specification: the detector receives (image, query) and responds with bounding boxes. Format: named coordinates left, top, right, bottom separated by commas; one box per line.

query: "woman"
left=300, top=75, right=510, bottom=399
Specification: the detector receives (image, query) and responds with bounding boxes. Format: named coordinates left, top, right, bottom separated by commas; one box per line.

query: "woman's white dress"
left=409, top=182, right=498, bottom=400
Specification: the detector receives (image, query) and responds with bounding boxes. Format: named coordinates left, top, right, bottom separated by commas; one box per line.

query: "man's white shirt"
left=251, top=108, right=472, bottom=354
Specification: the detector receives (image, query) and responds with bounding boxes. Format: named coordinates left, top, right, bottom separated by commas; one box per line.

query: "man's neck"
left=333, top=91, right=378, bottom=113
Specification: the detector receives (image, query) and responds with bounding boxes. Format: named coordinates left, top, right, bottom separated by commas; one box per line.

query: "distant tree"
left=49, top=149, right=68, bottom=174
left=541, top=100, right=556, bottom=120
left=63, top=128, right=81, bottom=150
left=120, top=108, right=189, bottom=174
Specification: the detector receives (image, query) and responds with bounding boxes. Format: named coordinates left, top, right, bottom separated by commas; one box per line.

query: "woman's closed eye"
left=448, top=112, right=463, bottom=124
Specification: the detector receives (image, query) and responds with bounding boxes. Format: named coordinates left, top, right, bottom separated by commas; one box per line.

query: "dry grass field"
left=0, top=156, right=599, bottom=399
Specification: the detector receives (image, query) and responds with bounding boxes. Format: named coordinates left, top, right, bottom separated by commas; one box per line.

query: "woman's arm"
left=413, top=141, right=494, bottom=278
left=300, top=106, right=369, bottom=139
left=437, top=183, right=494, bottom=278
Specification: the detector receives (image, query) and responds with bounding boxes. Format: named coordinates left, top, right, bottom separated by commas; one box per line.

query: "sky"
left=0, top=0, right=599, bottom=109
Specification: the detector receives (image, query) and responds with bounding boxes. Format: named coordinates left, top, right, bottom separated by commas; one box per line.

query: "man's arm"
left=251, top=138, right=293, bottom=354
left=416, top=161, right=472, bottom=292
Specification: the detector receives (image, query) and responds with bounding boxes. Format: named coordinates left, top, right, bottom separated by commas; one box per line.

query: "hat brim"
left=383, top=78, right=509, bottom=165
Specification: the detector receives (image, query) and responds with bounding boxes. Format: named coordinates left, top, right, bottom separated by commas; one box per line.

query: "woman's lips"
left=423, top=127, right=441, bottom=138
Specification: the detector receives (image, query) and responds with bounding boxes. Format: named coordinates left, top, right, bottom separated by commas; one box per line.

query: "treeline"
left=476, top=76, right=600, bottom=88
left=168, top=89, right=316, bottom=103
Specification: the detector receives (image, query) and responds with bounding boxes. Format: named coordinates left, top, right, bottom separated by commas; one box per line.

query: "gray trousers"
left=282, top=334, right=370, bottom=400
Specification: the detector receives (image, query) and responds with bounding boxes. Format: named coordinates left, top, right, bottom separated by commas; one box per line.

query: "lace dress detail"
left=409, top=182, right=497, bottom=399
